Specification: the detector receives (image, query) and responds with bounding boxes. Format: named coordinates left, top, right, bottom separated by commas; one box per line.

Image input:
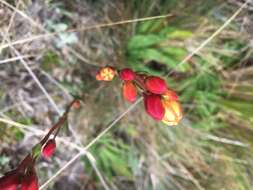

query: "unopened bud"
left=119, top=68, right=135, bottom=81
left=145, top=76, right=167, bottom=94
left=122, top=81, right=137, bottom=102
left=42, top=139, right=56, bottom=158
left=144, top=94, right=165, bottom=120
left=73, top=100, right=81, bottom=109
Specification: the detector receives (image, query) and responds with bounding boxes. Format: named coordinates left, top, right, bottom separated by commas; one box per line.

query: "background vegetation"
left=0, top=0, right=253, bottom=189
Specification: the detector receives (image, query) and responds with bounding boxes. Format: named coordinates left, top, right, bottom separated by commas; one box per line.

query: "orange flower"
left=161, top=99, right=182, bottom=126
left=96, top=67, right=116, bottom=81
left=163, top=89, right=178, bottom=101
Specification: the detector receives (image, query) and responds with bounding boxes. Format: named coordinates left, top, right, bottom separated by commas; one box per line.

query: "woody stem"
left=39, top=99, right=78, bottom=146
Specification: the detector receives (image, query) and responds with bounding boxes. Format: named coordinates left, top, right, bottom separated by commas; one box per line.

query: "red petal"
left=122, top=81, right=137, bottom=102
left=144, top=94, right=165, bottom=120
left=120, top=68, right=135, bottom=81
left=21, top=169, right=38, bottom=190
left=145, top=76, right=167, bottom=94
left=42, top=139, right=56, bottom=158
left=0, top=170, right=19, bottom=190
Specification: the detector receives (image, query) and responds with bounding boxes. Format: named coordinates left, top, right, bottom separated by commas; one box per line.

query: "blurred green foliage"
left=126, top=21, right=191, bottom=74
left=82, top=134, right=132, bottom=180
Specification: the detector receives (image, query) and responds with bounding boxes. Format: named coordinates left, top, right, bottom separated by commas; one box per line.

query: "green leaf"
left=32, top=144, right=42, bottom=158
left=15, top=130, right=24, bottom=141
left=127, top=34, right=164, bottom=50
left=137, top=20, right=164, bottom=34
left=42, top=51, right=60, bottom=71
left=131, top=48, right=176, bottom=65
left=167, top=30, right=193, bottom=39
left=160, top=46, right=187, bottom=59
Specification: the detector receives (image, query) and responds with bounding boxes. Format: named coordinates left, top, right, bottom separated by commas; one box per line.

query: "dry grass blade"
left=0, top=31, right=61, bottom=115
left=40, top=70, right=72, bottom=100
left=165, top=0, right=250, bottom=77
left=0, top=0, right=101, bottom=67
left=205, top=134, right=249, bottom=147
left=0, top=13, right=173, bottom=51
left=86, top=153, right=110, bottom=190
left=0, top=55, right=35, bottom=64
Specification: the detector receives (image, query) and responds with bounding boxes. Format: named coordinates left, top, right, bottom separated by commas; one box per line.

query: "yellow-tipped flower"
left=96, top=67, right=116, bottom=81
left=161, top=99, right=182, bottom=126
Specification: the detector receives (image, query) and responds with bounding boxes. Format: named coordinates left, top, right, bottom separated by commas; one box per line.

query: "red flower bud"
left=145, top=76, right=167, bottom=94
left=0, top=170, right=19, bottom=190
left=73, top=100, right=81, bottom=109
left=119, top=68, right=135, bottom=81
left=144, top=94, right=165, bottom=120
left=122, top=81, right=137, bottom=102
left=42, top=139, right=56, bottom=158
left=21, top=169, right=38, bottom=190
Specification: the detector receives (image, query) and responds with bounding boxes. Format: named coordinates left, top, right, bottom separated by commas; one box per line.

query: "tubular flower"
left=161, top=99, right=182, bottom=126
left=122, top=81, right=137, bottom=102
left=144, top=94, right=165, bottom=120
left=96, top=67, right=116, bottom=81
left=21, top=169, right=38, bottom=190
left=145, top=76, right=167, bottom=94
left=120, top=68, right=135, bottom=81
left=42, top=139, right=56, bottom=158
left=0, top=170, right=19, bottom=190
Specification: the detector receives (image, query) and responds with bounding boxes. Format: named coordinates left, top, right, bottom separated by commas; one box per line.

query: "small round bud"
left=42, top=139, right=56, bottom=158
left=73, top=100, right=81, bottom=109
left=119, top=68, right=135, bottom=81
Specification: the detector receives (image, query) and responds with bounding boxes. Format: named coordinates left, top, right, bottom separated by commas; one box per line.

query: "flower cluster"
left=0, top=100, right=80, bottom=190
left=96, top=67, right=182, bottom=126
